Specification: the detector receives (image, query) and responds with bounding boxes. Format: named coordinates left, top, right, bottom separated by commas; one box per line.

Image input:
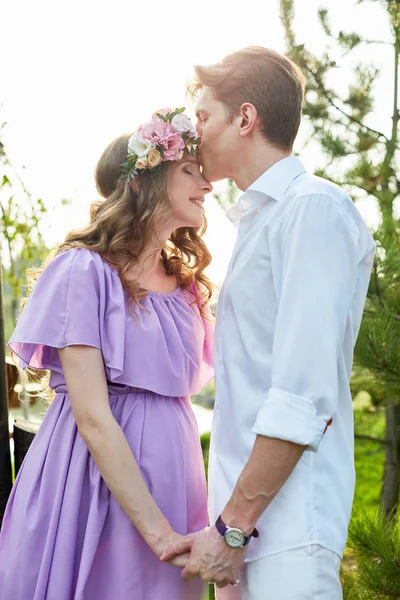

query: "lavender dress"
left=0, top=248, right=213, bottom=600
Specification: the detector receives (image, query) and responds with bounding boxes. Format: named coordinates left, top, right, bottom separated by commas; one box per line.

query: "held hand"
left=153, top=530, right=192, bottom=569
left=166, top=551, right=191, bottom=568
left=160, top=526, right=246, bottom=588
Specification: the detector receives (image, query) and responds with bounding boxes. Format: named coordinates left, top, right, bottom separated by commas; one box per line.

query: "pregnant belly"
left=109, top=386, right=208, bottom=535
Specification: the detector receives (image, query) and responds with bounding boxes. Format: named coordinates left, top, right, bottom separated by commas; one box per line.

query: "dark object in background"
left=13, top=419, right=39, bottom=476
left=0, top=262, right=12, bottom=527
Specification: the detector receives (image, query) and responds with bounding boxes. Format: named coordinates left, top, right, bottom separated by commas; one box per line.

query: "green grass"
left=200, top=432, right=211, bottom=476
left=342, top=406, right=386, bottom=589
left=352, top=407, right=385, bottom=514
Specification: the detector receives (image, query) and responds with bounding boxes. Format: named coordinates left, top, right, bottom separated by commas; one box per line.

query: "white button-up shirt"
left=208, top=156, right=375, bottom=562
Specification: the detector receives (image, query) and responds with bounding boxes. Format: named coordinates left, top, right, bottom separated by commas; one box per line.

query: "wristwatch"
left=215, top=515, right=259, bottom=548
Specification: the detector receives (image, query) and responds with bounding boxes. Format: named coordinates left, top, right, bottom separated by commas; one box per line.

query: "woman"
left=0, top=108, right=214, bottom=599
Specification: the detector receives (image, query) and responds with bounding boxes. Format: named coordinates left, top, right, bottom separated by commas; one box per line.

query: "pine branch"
left=373, top=262, right=384, bottom=306
left=346, top=510, right=400, bottom=599
left=382, top=30, right=399, bottom=174
left=362, top=38, right=393, bottom=45
left=348, top=183, right=380, bottom=199
left=368, top=337, right=400, bottom=379
left=319, top=174, right=381, bottom=202
left=280, top=0, right=296, bottom=49
left=303, top=62, right=390, bottom=143
left=355, top=433, right=389, bottom=444
left=281, top=1, right=391, bottom=144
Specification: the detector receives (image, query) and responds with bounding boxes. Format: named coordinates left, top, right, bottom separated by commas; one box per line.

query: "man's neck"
left=233, top=145, right=291, bottom=191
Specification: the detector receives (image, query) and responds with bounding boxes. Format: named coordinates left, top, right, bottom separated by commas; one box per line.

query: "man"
left=161, top=46, right=375, bottom=599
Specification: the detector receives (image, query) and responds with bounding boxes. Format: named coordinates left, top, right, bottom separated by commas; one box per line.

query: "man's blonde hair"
left=190, top=46, right=305, bottom=152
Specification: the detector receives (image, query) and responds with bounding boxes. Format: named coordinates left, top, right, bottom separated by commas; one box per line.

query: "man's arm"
left=221, top=435, right=305, bottom=533
left=159, top=438, right=304, bottom=586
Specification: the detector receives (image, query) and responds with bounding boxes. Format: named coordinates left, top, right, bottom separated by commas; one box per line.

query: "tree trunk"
left=0, top=263, right=12, bottom=528
left=381, top=403, right=400, bottom=518
left=13, top=419, right=39, bottom=476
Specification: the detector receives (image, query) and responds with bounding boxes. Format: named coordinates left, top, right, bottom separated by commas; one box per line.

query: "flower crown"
left=120, top=107, right=200, bottom=180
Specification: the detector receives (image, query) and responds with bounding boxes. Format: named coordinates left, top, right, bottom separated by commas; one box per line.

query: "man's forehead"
left=195, top=88, right=214, bottom=114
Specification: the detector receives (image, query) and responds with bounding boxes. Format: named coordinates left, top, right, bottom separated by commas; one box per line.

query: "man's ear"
left=238, top=103, right=258, bottom=138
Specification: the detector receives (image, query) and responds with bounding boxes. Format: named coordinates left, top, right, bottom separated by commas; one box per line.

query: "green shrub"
left=200, top=431, right=210, bottom=476
left=344, top=510, right=400, bottom=599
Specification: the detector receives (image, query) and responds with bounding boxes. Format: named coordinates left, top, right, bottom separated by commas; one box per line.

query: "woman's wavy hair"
left=15, top=133, right=214, bottom=404
left=26, top=133, right=214, bottom=314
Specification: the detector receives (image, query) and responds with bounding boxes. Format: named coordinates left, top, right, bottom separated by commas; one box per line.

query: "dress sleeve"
left=9, top=248, right=101, bottom=372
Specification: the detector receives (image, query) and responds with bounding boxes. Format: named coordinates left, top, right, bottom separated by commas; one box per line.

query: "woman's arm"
left=58, top=345, right=188, bottom=566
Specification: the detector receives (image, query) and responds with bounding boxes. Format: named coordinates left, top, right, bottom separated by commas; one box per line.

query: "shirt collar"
left=227, top=156, right=306, bottom=227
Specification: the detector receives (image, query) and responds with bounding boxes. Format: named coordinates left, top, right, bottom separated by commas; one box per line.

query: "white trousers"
left=215, top=545, right=343, bottom=600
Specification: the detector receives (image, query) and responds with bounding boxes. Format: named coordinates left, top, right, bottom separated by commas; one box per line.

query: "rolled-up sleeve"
left=251, top=194, right=357, bottom=451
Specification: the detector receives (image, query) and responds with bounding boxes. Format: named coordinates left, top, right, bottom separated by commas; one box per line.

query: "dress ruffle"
left=9, top=248, right=214, bottom=396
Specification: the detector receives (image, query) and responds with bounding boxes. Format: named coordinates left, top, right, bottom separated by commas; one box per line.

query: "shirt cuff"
left=251, top=387, right=329, bottom=451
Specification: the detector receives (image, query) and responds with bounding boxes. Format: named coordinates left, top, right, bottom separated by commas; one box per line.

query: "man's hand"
left=160, top=526, right=246, bottom=588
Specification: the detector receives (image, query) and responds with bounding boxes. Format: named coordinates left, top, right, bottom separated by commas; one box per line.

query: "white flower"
left=128, top=135, right=155, bottom=157
left=171, top=114, right=196, bottom=136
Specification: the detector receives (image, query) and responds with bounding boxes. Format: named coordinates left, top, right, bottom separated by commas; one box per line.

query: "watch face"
left=224, top=528, right=246, bottom=548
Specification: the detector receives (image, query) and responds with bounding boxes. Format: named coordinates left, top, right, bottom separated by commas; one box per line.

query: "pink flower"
left=137, top=119, right=174, bottom=143
left=161, top=132, right=185, bottom=161
left=152, top=107, right=173, bottom=119
left=136, top=116, right=185, bottom=161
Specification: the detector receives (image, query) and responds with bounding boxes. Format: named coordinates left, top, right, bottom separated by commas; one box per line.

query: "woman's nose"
left=201, top=179, right=213, bottom=194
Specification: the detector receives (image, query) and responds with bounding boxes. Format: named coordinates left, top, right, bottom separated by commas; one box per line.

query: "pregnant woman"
left=0, top=108, right=214, bottom=599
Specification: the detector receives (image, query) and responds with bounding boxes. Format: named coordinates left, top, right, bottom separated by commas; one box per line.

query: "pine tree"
left=344, top=509, right=400, bottom=599
left=279, top=0, right=400, bottom=516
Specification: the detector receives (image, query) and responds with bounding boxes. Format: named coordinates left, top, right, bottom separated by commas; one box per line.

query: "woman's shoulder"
left=49, top=246, right=101, bottom=266
left=45, top=247, right=107, bottom=276
left=38, top=248, right=111, bottom=295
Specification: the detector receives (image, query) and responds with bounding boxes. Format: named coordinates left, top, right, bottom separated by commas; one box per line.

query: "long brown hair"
left=16, top=133, right=214, bottom=403
left=28, top=133, right=214, bottom=313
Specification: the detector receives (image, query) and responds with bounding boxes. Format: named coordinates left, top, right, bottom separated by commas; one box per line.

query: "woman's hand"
left=161, top=527, right=244, bottom=587
left=152, top=528, right=192, bottom=568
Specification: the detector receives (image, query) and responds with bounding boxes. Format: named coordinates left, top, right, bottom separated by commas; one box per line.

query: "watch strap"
left=215, top=515, right=259, bottom=546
